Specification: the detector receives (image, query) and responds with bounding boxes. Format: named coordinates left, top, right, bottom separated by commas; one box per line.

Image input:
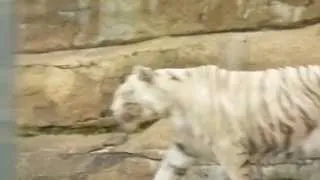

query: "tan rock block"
left=16, top=0, right=320, bottom=52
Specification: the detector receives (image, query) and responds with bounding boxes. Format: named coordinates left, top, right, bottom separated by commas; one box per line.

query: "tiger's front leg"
left=215, top=143, right=253, bottom=180
left=152, top=142, right=195, bottom=180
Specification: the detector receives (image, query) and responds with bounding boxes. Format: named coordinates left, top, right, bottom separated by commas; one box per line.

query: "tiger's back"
left=175, top=65, right=320, bottom=157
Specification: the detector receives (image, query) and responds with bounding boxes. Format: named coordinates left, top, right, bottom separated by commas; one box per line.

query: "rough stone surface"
left=16, top=0, right=320, bottom=52
left=15, top=24, right=320, bottom=132
left=17, top=128, right=320, bottom=180
left=17, top=134, right=157, bottom=180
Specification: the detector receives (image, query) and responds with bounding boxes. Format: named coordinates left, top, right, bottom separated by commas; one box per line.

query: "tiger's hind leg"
left=152, top=142, right=195, bottom=180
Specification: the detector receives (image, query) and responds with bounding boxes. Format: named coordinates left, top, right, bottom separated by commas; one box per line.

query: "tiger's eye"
left=122, top=90, right=134, bottom=97
left=121, top=113, right=135, bottom=122
left=123, top=103, right=142, bottom=115
left=123, top=102, right=135, bottom=108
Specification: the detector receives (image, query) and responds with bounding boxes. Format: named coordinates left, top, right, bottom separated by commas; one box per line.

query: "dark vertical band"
left=0, top=0, right=15, bottom=179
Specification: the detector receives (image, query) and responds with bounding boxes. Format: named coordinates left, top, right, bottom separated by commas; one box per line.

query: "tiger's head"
left=108, top=65, right=180, bottom=133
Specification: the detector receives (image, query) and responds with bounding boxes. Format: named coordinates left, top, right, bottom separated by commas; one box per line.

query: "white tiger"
left=108, top=64, right=320, bottom=180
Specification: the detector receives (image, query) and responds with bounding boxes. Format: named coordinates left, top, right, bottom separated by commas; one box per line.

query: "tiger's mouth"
left=138, top=118, right=159, bottom=130
left=114, top=107, right=167, bottom=133
left=136, top=110, right=169, bottom=131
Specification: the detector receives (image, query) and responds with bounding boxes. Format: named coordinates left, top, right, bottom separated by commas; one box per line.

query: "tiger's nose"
left=99, top=108, right=113, bottom=118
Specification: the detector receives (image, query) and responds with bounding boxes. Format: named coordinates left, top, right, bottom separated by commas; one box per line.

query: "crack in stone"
left=15, top=63, right=101, bottom=69
left=60, top=151, right=162, bottom=161
left=17, top=36, right=156, bottom=54
left=170, top=16, right=320, bottom=37
left=17, top=124, right=122, bottom=137
left=15, top=47, right=182, bottom=68
left=17, top=18, right=320, bottom=54
left=59, top=148, right=320, bottom=166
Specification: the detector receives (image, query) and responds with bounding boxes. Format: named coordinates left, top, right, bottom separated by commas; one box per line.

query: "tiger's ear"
left=133, top=65, right=154, bottom=83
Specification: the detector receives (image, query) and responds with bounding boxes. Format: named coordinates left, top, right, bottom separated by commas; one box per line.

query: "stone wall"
left=15, top=0, right=320, bottom=180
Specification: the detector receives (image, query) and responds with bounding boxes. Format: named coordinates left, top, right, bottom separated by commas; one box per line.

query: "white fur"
left=111, top=65, right=320, bottom=180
